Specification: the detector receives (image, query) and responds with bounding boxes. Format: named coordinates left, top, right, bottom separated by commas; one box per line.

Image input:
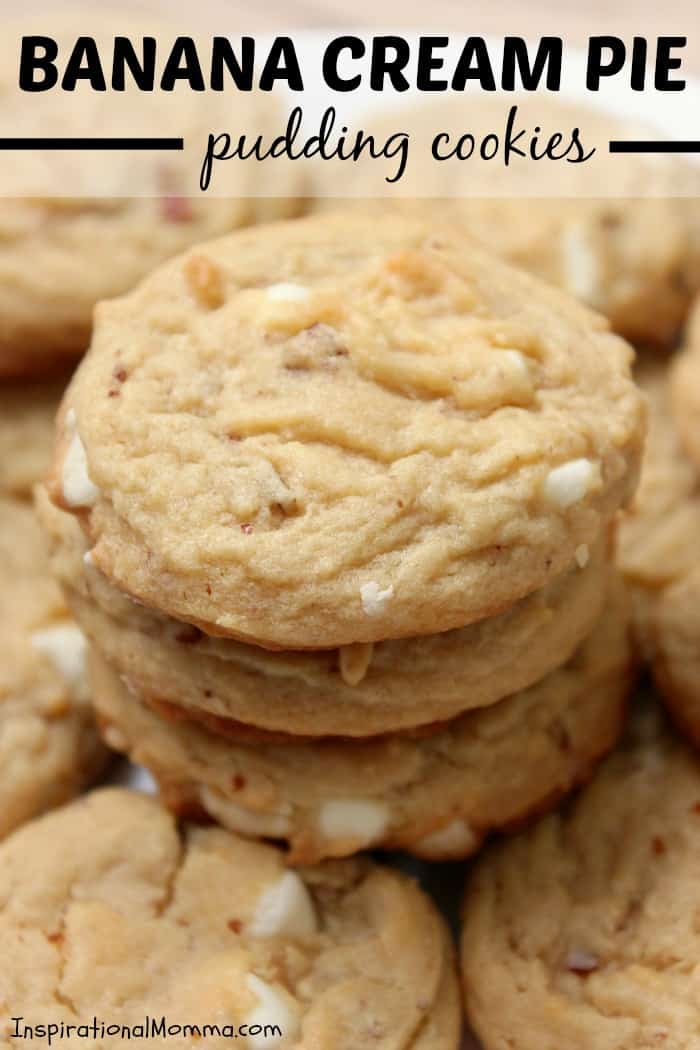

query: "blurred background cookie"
left=0, top=376, right=66, bottom=497
left=313, top=97, right=700, bottom=347
left=0, top=13, right=305, bottom=379
left=0, top=497, right=108, bottom=837
left=461, top=703, right=700, bottom=1050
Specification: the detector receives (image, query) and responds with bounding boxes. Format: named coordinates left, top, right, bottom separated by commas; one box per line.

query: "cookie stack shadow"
left=36, top=213, right=646, bottom=867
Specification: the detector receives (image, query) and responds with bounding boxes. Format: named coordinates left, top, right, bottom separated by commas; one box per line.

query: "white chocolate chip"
left=575, top=544, right=590, bottom=569
left=129, top=765, right=158, bottom=794
left=360, top=582, right=394, bottom=617
left=543, top=459, right=598, bottom=509
left=200, top=789, right=292, bottom=839
left=244, top=975, right=300, bottom=1049
left=62, top=411, right=99, bottom=508
left=266, top=282, right=309, bottom=303
left=561, top=224, right=599, bottom=302
left=83, top=550, right=95, bottom=567
left=31, top=624, right=87, bottom=691
left=249, top=871, right=317, bottom=941
left=415, top=819, right=479, bottom=859
left=338, top=642, right=374, bottom=686
left=503, top=349, right=529, bottom=375
left=318, top=799, right=389, bottom=846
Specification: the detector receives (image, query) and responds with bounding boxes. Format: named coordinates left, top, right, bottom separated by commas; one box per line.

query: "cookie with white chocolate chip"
left=461, top=704, right=700, bottom=1050
left=88, top=578, right=631, bottom=863
left=1, top=788, right=461, bottom=1050
left=49, top=213, right=645, bottom=650
left=0, top=497, right=108, bottom=838
left=313, top=97, right=700, bottom=347
left=39, top=486, right=611, bottom=736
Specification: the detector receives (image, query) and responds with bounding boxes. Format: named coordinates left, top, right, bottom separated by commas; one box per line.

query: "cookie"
left=0, top=787, right=460, bottom=1049
left=461, top=705, right=700, bottom=1050
left=670, top=297, right=700, bottom=468
left=0, top=17, right=304, bottom=378
left=313, top=98, right=700, bottom=347
left=39, top=487, right=611, bottom=737
left=0, top=497, right=108, bottom=838
left=0, top=377, right=66, bottom=496
left=49, top=213, right=644, bottom=649
left=88, top=580, right=631, bottom=863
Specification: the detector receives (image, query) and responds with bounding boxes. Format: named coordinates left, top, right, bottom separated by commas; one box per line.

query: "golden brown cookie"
left=49, top=213, right=644, bottom=649
left=0, top=497, right=108, bottom=838
left=0, top=16, right=304, bottom=378
left=40, top=485, right=611, bottom=736
left=313, top=98, right=700, bottom=347
left=461, top=704, right=700, bottom=1050
left=1, top=788, right=460, bottom=1049
left=88, top=580, right=631, bottom=863
left=0, top=377, right=66, bottom=496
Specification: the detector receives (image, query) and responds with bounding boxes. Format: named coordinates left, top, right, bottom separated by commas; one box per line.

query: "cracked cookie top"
left=51, top=213, right=645, bottom=648
left=461, top=707, right=700, bottom=1050
left=0, top=788, right=459, bottom=1049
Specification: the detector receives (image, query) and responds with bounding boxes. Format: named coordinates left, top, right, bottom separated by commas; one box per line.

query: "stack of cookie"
left=41, top=212, right=646, bottom=863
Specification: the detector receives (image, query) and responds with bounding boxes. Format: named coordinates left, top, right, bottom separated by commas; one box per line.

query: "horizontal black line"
left=0, top=137, right=183, bottom=150
left=609, top=139, right=700, bottom=153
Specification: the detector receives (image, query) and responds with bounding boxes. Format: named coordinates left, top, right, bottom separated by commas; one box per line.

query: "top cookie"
left=51, top=213, right=644, bottom=649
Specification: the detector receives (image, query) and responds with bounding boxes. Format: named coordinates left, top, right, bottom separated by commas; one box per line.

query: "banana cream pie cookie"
left=0, top=788, right=460, bottom=1049
left=461, top=706, right=700, bottom=1050
left=49, top=214, right=644, bottom=649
